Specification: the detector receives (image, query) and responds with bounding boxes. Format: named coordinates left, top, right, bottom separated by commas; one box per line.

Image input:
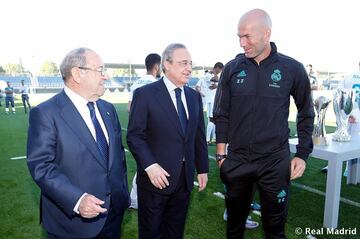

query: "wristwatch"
left=215, top=154, right=227, bottom=162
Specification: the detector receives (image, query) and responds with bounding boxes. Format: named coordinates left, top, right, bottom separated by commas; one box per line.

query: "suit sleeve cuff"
left=73, top=193, right=87, bottom=214
left=145, top=163, right=158, bottom=172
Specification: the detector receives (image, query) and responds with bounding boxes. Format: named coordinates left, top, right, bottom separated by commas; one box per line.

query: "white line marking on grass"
left=292, top=182, right=360, bottom=208
left=10, top=156, right=26, bottom=160
left=121, top=127, right=360, bottom=208
left=252, top=210, right=261, bottom=216
left=213, top=192, right=225, bottom=199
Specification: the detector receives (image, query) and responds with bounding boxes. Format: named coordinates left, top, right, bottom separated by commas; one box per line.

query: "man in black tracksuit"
left=213, top=9, right=314, bottom=239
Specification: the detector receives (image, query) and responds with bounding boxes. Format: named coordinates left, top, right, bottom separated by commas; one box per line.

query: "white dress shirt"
left=64, top=86, right=109, bottom=213
left=64, top=86, right=109, bottom=143
left=19, top=85, right=30, bottom=95
left=162, top=76, right=189, bottom=118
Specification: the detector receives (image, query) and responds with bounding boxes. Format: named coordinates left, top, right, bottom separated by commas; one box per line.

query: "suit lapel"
left=96, top=101, right=115, bottom=169
left=155, top=79, right=185, bottom=137
left=58, top=91, right=107, bottom=169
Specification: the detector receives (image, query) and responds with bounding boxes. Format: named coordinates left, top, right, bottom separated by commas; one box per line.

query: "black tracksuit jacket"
left=213, top=42, right=314, bottom=161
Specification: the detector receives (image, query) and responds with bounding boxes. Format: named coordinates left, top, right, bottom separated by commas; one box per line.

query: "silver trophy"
left=332, top=88, right=353, bottom=142
left=312, top=96, right=331, bottom=145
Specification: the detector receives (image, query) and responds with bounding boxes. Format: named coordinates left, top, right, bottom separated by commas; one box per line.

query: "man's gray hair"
left=161, top=43, right=187, bottom=73
left=60, top=47, right=92, bottom=81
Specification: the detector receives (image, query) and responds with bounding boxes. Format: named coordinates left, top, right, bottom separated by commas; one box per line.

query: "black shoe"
left=321, top=166, right=328, bottom=174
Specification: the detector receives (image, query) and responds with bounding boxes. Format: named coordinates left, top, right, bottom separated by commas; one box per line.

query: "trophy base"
left=312, top=136, right=328, bottom=145
left=332, top=135, right=351, bottom=142
left=332, top=130, right=351, bottom=142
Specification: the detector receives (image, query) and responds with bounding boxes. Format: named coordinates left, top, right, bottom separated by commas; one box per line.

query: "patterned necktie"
left=175, top=88, right=188, bottom=134
left=87, top=102, right=109, bottom=162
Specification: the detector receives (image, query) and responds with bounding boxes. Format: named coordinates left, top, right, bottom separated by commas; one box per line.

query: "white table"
left=289, top=133, right=360, bottom=228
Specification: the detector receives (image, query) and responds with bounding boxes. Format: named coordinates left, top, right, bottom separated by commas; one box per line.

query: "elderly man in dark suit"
left=127, top=43, right=209, bottom=239
left=27, top=47, right=130, bottom=238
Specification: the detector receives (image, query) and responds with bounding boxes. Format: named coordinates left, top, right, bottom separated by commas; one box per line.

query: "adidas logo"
left=237, top=70, right=246, bottom=77
left=277, top=190, right=286, bottom=203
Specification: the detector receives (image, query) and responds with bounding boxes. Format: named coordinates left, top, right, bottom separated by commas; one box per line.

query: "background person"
left=128, top=53, right=161, bottom=209
left=195, top=62, right=224, bottom=144
left=5, top=81, right=16, bottom=114
left=127, top=53, right=161, bottom=112
left=0, top=88, right=3, bottom=107
left=19, top=79, right=31, bottom=113
left=306, top=64, right=319, bottom=91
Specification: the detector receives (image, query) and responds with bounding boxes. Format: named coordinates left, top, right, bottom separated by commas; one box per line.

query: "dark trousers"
left=22, top=94, right=31, bottom=113
left=220, top=148, right=290, bottom=239
left=47, top=206, right=125, bottom=239
left=5, top=97, right=14, bottom=108
left=138, top=165, right=191, bottom=239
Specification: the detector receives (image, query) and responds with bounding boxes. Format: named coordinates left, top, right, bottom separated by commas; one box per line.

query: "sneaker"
left=245, top=216, right=259, bottom=229
left=321, top=166, right=328, bottom=174
left=129, top=202, right=138, bottom=210
left=223, top=209, right=228, bottom=221
left=250, top=202, right=261, bottom=211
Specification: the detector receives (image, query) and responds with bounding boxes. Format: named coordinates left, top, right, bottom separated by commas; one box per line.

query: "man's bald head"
left=237, top=9, right=272, bottom=64
left=239, top=9, right=272, bottom=30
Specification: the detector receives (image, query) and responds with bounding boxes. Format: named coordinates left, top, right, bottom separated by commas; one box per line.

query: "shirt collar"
left=64, top=85, right=93, bottom=109
left=163, top=76, right=184, bottom=93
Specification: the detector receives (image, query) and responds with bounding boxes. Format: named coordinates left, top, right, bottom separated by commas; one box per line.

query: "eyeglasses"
left=78, top=66, right=107, bottom=76
left=169, top=60, right=193, bottom=68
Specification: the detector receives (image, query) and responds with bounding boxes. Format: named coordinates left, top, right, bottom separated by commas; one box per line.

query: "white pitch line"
left=292, top=182, right=360, bottom=208
left=10, top=156, right=26, bottom=160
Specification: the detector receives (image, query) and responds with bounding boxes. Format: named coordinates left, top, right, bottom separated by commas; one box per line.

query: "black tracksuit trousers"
left=220, top=147, right=291, bottom=239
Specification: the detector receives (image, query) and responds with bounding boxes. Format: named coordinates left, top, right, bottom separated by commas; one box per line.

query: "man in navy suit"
left=127, top=43, right=209, bottom=239
left=27, top=48, right=130, bottom=238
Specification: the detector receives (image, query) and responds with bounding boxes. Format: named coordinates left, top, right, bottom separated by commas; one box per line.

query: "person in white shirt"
left=19, top=80, right=31, bottom=113
left=128, top=53, right=161, bottom=209
left=127, top=53, right=161, bottom=112
left=195, top=62, right=224, bottom=144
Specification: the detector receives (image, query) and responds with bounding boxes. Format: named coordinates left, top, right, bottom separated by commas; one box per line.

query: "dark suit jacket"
left=127, top=79, right=208, bottom=194
left=26, top=90, right=130, bottom=238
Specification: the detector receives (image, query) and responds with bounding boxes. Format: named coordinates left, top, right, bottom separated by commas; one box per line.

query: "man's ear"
left=163, top=61, right=171, bottom=72
left=155, top=64, right=160, bottom=72
left=71, top=67, right=81, bottom=83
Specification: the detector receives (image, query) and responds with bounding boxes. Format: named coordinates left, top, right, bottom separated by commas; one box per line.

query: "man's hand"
left=197, top=173, right=208, bottom=191
left=217, top=159, right=225, bottom=168
left=146, top=164, right=170, bottom=189
left=290, top=157, right=306, bottom=180
left=349, top=115, right=356, bottom=124
left=78, top=194, right=107, bottom=218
